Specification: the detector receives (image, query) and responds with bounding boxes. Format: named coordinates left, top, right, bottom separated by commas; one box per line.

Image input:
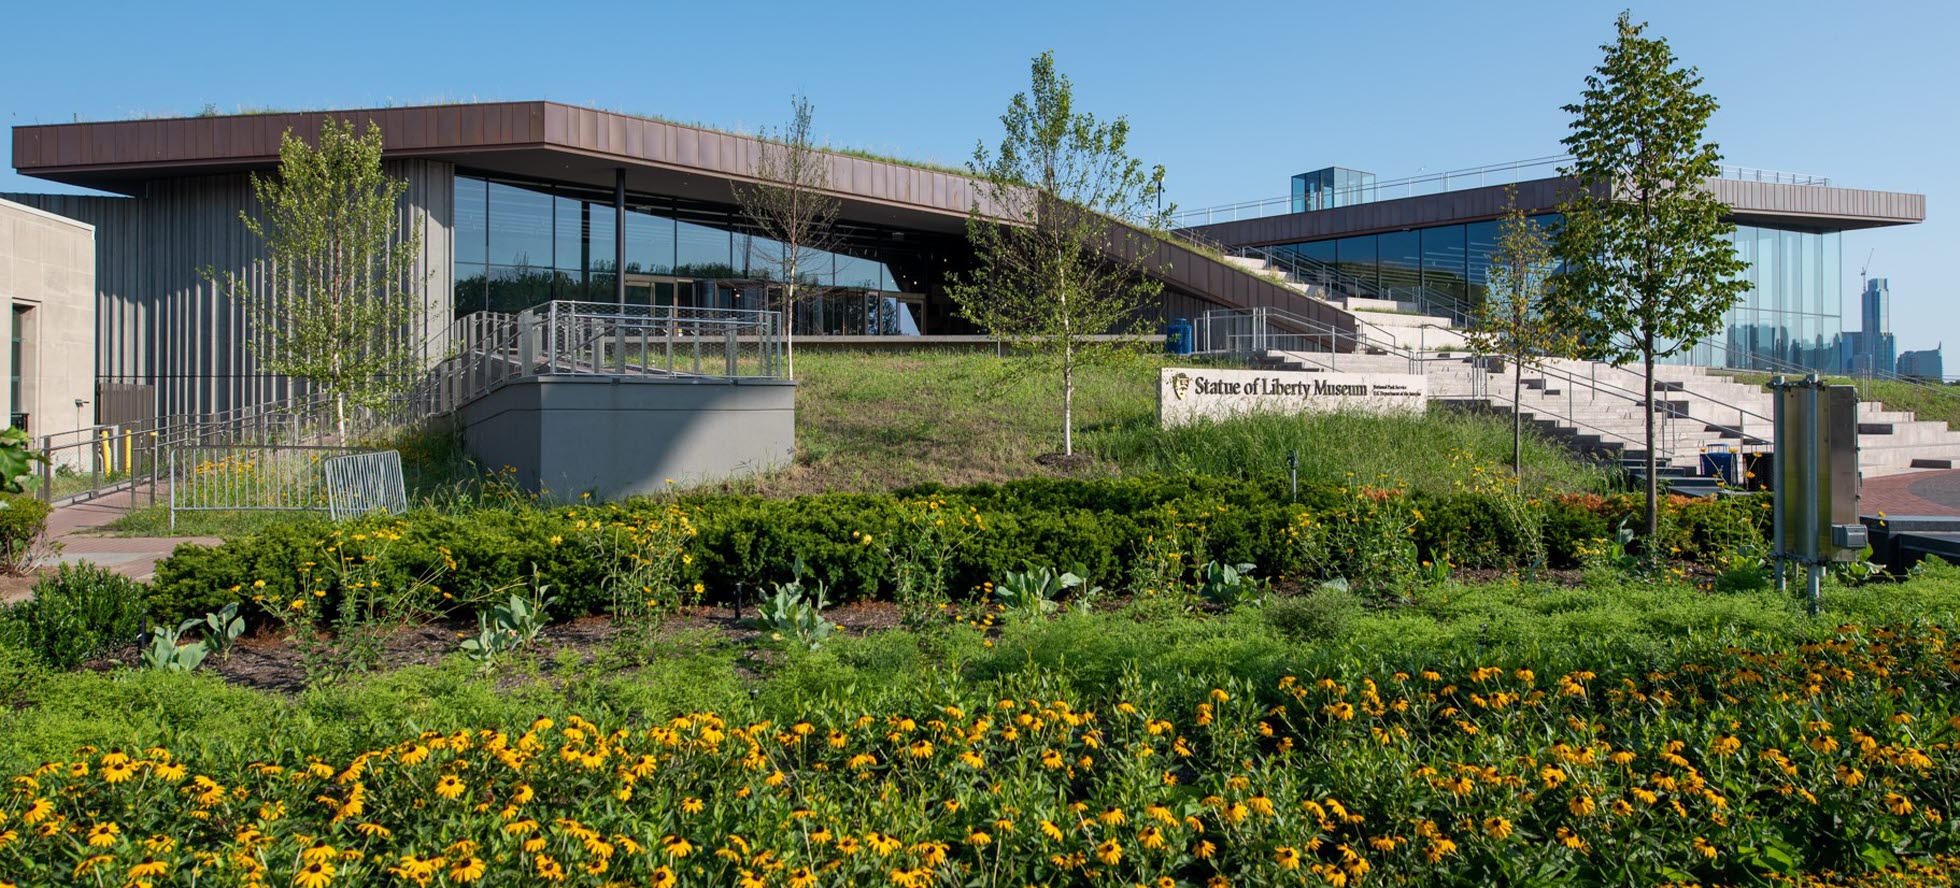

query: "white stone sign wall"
left=1159, top=367, right=1427, bottom=427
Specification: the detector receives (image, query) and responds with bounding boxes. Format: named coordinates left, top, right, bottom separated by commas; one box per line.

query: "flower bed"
left=3, top=624, right=1954, bottom=887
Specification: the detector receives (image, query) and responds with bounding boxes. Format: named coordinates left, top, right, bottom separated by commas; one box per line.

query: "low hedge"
left=147, top=477, right=1769, bottom=624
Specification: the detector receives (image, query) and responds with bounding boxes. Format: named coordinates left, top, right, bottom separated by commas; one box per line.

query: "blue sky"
left=2, top=0, right=1949, bottom=352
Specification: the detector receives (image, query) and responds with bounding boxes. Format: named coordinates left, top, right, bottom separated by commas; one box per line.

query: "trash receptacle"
left=1700, top=449, right=1739, bottom=486
left=1164, top=318, right=1193, bottom=355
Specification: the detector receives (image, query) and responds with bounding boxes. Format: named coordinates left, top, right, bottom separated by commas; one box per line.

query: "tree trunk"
left=784, top=279, right=797, bottom=380
left=335, top=392, right=348, bottom=443
left=1513, top=356, right=1524, bottom=485
left=1643, top=346, right=1659, bottom=548
left=1062, top=341, right=1074, bottom=456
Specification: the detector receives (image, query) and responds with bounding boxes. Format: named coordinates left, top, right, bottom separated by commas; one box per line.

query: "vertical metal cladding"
left=5, top=160, right=454, bottom=421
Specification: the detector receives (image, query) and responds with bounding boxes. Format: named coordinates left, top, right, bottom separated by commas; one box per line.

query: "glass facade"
left=1270, top=218, right=1842, bottom=372
left=453, top=174, right=922, bottom=335
left=1291, top=167, right=1377, bottom=213
left=1675, top=225, right=1841, bottom=372
left=1273, top=215, right=1560, bottom=315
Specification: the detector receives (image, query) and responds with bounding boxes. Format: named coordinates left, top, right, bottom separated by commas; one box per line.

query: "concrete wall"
left=0, top=198, right=97, bottom=443
left=459, top=376, right=795, bottom=500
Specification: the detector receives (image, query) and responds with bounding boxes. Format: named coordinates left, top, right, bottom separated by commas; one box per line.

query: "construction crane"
left=1860, top=248, right=1876, bottom=293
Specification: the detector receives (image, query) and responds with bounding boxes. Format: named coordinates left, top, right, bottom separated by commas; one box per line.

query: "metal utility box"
left=1769, top=377, right=1864, bottom=613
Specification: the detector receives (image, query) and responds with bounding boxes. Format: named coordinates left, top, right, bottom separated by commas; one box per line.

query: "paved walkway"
left=1861, top=469, right=1960, bottom=518
left=41, top=484, right=219, bottom=582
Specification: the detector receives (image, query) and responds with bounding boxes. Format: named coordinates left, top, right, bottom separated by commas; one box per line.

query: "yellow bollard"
left=99, top=430, right=110, bottom=469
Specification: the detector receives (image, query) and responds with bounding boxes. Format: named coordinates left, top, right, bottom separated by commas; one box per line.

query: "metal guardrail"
left=1172, top=155, right=1834, bottom=228
left=168, top=444, right=364, bottom=529
left=34, top=391, right=345, bottom=509
left=407, top=300, right=786, bottom=419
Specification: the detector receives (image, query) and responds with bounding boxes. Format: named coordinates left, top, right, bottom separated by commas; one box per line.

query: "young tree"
left=1464, top=188, right=1572, bottom=484
left=734, top=95, right=842, bottom=377
left=1548, top=12, right=1748, bottom=544
left=950, top=51, right=1170, bottom=458
left=213, top=118, right=426, bottom=439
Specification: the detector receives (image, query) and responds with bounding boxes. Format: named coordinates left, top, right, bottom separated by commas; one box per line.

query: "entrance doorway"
left=621, top=274, right=705, bottom=309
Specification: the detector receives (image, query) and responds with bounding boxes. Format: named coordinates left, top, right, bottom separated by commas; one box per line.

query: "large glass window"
left=486, top=182, right=554, bottom=267
left=1377, top=230, right=1420, bottom=295
left=1420, top=224, right=1467, bottom=305
left=1334, top=235, right=1376, bottom=288
left=451, top=173, right=906, bottom=330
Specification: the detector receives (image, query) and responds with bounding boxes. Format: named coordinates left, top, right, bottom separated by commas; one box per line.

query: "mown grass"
left=1721, top=370, right=1960, bottom=429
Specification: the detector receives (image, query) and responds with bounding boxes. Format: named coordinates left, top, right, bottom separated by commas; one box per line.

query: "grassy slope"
left=749, top=349, right=1605, bottom=497
left=1722, top=371, right=1960, bottom=430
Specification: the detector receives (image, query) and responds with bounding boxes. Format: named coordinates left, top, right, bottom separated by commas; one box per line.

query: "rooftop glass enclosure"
left=1291, top=167, right=1377, bottom=213
left=452, top=174, right=923, bottom=336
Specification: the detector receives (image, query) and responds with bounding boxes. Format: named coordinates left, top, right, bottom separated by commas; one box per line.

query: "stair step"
left=1911, top=458, right=1955, bottom=469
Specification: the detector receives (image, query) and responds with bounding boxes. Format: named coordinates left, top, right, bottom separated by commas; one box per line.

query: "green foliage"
left=1712, top=545, right=1773, bottom=594
left=753, top=569, right=836, bottom=651
left=0, top=492, right=50, bottom=574
left=0, top=427, right=47, bottom=495
left=137, top=625, right=208, bottom=672
left=1091, top=409, right=1608, bottom=499
left=1265, top=579, right=1364, bottom=640
left=209, top=117, right=426, bottom=435
left=992, top=566, right=1091, bottom=619
left=0, top=563, right=147, bottom=669
left=949, top=51, right=1171, bottom=455
left=181, top=602, right=246, bottom=662
left=1195, top=560, right=1268, bottom=609
left=1464, top=189, right=1575, bottom=478
left=1549, top=12, right=1751, bottom=541
left=459, top=584, right=556, bottom=670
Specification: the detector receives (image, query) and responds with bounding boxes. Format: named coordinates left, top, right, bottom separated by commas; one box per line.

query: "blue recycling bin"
left=1164, top=318, right=1194, bottom=355
left=1701, top=450, right=1739, bottom=486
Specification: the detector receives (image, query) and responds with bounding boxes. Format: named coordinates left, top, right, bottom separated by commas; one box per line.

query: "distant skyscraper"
left=1845, top=278, right=1898, bottom=375
left=1898, top=345, right=1944, bottom=382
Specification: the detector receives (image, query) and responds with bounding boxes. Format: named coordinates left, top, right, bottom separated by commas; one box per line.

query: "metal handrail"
left=1173, top=155, right=1834, bottom=227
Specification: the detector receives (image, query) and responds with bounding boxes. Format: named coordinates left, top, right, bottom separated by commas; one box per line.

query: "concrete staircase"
left=1253, top=347, right=1960, bottom=482
left=1204, top=249, right=1960, bottom=483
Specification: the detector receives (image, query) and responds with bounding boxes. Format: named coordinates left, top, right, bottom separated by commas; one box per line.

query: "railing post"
left=38, top=436, right=52, bottom=503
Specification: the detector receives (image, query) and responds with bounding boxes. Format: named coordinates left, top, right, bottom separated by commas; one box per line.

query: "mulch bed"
left=79, top=600, right=913, bottom=695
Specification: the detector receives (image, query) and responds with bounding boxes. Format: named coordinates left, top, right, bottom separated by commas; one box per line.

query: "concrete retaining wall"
left=459, top=375, right=794, bottom=500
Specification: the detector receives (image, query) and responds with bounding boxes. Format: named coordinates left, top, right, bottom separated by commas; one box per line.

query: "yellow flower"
left=1095, top=839, right=1123, bottom=866
left=86, top=822, right=121, bottom=847
left=435, top=774, right=465, bottom=800
left=1275, top=846, right=1302, bottom=870
left=294, top=860, right=336, bottom=888
left=448, top=857, right=485, bottom=883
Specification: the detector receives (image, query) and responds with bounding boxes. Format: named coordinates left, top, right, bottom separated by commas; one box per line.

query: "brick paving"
left=1860, top=469, right=1960, bottom=519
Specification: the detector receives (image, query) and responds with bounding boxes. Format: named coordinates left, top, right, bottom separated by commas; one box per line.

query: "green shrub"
left=1266, top=581, right=1364, bottom=640
left=0, top=494, right=50, bottom=575
left=144, top=477, right=1779, bottom=622
left=0, top=563, right=148, bottom=669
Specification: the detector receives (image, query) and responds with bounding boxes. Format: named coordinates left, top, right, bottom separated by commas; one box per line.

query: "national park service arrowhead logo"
left=1169, top=372, right=1192, bottom=401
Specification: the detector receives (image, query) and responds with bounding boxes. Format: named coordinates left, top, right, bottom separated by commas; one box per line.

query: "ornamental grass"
left=2, top=625, right=1956, bottom=887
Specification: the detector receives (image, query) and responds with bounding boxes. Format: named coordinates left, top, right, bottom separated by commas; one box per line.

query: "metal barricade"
left=323, top=450, right=407, bottom=521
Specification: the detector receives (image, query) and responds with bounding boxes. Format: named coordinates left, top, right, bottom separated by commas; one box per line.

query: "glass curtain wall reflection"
left=453, top=174, right=918, bottom=334
left=1267, top=216, right=1841, bottom=372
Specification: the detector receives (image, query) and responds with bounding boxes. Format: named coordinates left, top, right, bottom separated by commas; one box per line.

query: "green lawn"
left=1720, top=370, right=1960, bottom=430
